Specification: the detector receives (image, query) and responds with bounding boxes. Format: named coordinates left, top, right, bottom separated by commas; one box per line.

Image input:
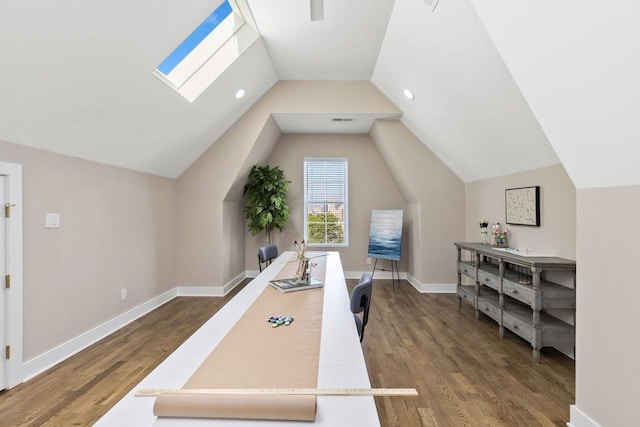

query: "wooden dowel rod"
left=135, top=387, right=418, bottom=397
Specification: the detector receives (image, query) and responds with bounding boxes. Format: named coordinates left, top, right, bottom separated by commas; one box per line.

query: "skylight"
left=157, top=1, right=233, bottom=76
left=154, top=0, right=260, bottom=103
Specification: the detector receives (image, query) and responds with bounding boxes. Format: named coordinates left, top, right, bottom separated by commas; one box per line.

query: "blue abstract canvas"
left=367, top=210, right=403, bottom=261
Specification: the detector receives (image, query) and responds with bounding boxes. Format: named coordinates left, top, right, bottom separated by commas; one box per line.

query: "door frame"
left=0, top=161, right=23, bottom=389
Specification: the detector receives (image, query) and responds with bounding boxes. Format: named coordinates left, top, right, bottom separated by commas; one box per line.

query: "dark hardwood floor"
left=0, top=279, right=574, bottom=426
left=359, top=280, right=574, bottom=427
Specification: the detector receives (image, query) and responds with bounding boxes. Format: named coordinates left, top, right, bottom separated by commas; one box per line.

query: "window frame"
left=152, top=0, right=260, bottom=102
left=303, top=158, right=349, bottom=247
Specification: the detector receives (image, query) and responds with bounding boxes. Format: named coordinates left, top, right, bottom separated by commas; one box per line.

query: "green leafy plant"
left=243, top=164, right=291, bottom=244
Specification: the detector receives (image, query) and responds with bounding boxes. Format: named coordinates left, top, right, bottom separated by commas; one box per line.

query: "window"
left=153, top=0, right=260, bottom=102
left=304, top=158, right=348, bottom=246
left=156, top=1, right=233, bottom=77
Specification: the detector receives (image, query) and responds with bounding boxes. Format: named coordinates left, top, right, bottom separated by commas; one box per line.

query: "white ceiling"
left=248, top=0, right=395, bottom=80
left=469, top=0, right=640, bottom=189
left=372, top=0, right=559, bottom=182
left=0, top=0, right=278, bottom=178
left=0, top=0, right=567, bottom=183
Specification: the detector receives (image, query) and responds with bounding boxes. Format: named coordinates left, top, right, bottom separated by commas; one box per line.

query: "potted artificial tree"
left=243, top=164, right=291, bottom=244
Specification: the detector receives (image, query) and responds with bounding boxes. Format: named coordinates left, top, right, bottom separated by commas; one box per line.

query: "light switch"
left=45, top=213, right=60, bottom=229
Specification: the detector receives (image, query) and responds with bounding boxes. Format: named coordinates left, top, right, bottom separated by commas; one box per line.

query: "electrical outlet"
left=120, top=288, right=127, bottom=301
left=367, top=257, right=372, bottom=265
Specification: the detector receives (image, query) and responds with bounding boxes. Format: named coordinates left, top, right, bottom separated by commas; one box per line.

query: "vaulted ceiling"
left=1, top=1, right=637, bottom=188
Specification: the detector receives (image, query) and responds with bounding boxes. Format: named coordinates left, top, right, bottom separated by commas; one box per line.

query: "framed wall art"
left=505, top=186, right=540, bottom=226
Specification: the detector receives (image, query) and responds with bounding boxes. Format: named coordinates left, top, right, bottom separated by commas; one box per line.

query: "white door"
left=0, top=162, right=23, bottom=390
left=0, top=174, right=6, bottom=389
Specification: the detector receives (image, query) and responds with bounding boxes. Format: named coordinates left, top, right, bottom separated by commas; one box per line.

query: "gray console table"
left=454, top=242, right=576, bottom=362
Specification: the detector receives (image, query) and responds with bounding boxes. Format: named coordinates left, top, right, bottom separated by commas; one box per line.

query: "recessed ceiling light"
left=403, top=89, right=415, bottom=100
left=235, top=89, right=245, bottom=99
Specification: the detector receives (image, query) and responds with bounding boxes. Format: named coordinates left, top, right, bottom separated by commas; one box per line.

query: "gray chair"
left=350, top=273, right=373, bottom=342
left=258, top=244, right=278, bottom=272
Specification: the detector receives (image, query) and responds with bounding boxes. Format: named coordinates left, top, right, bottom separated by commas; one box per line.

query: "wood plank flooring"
left=0, top=279, right=574, bottom=426
left=358, top=280, right=574, bottom=427
left=0, top=285, right=245, bottom=427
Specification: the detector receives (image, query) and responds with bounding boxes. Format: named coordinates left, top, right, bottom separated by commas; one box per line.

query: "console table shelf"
left=454, top=242, right=576, bottom=362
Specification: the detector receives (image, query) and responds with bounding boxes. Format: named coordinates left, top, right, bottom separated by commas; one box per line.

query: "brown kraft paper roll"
left=153, top=253, right=326, bottom=421
left=153, top=394, right=317, bottom=421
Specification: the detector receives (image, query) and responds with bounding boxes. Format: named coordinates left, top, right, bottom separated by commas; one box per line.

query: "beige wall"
left=247, top=133, right=407, bottom=273
left=370, top=120, right=465, bottom=285
left=175, top=104, right=275, bottom=287
left=576, top=185, right=640, bottom=426
left=0, top=81, right=402, bottom=369
left=222, top=201, right=245, bottom=285
left=465, top=164, right=576, bottom=260
left=0, top=140, right=176, bottom=361
left=465, top=164, right=576, bottom=334
left=176, top=81, right=401, bottom=287
left=404, top=203, right=422, bottom=280
left=222, top=117, right=283, bottom=285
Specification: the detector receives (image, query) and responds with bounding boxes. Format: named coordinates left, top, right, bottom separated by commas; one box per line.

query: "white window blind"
left=304, top=158, right=348, bottom=246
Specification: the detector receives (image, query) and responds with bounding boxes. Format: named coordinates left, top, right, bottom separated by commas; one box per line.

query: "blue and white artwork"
left=367, top=210, right=403, bottom=261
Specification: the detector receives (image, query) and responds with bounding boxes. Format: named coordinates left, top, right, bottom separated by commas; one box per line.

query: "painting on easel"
left=367, top=210, right=403, bottom=261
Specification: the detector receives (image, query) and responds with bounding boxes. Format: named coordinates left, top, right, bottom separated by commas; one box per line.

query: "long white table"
left=95, top=251, right=380, bottom=426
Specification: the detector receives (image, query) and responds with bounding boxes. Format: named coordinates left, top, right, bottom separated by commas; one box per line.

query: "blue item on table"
left=266, top=315, right=295, bottom=327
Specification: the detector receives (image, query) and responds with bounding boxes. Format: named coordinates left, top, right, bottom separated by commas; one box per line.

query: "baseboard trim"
left=568, top=405, right=601, bottom=427
left=22, top=288, right=177, bottom=382
left=223, top=271, right=246, bottom=294
left=344, top=270, right=407, bottom=280
left=177, top=272, right=246, bottom=297
left=23, top=274, right=249, bottom=382
left=407, top=274, right=456, bottom=293
left=343, top=271, right=455, bottom=293
left=176, top=286, right=224, bottom=297
left=20, top=269, right=454, bottom=384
